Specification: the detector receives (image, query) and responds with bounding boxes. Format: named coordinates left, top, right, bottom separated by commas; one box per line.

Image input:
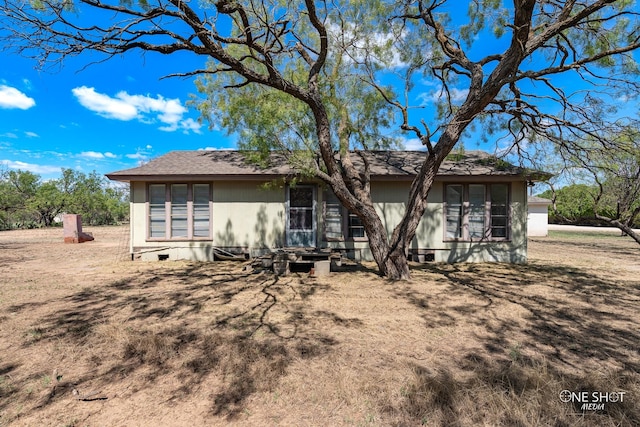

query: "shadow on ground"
left=4, top=262, right=341, bottom=420
left=388, top=261, right=640, bottom=426
left=3, top=248, right=639, bottom=426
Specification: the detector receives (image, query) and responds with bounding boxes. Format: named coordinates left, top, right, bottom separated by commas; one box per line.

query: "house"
left=106, top=150, right=550, bottom=263
left=527, top=196, right=553, bottom=237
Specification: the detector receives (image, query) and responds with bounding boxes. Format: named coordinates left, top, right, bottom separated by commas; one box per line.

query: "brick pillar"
left=63, top=214, right=94, bottom=243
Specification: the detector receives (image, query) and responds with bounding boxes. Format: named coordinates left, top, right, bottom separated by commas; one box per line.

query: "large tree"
left=551, top=125, right=640, bottom=243
left=3, top=0, right=639, bottom=278
left=592, top=143, right=640, bottom=242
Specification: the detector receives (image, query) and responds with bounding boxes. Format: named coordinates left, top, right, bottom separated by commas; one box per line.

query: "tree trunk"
left=41, top=211, right=54, bottom=227
left=365, top=222, right=411, bottom=280
left=305, top=0, right=536, bottom=280
left=595, top=214, right=640, bottom=245
left=306, top=94, right=415, bottom=279
left=382, top=247, right=411, bottom=280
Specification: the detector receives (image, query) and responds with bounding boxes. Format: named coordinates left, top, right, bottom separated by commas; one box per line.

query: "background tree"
left=536, top=124, right=640, bottom=243
left=0, top=169, right=41, bottom=228
left=29, top=180, right=66, bottom=227
left=574, top=126, right=639, bottom=240
left=593, top=144, right=640, bottom=241
left=0, top=168, right=128, bottom=229
left=538, top=184, right=599, bottom=224
left=2, top=0, right=639, bottom=278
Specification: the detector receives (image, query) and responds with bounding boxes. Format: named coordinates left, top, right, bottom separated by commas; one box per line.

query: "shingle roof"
left=528, top=196, right=553, bottom=204
left=106, top=150, right=551, bottom=182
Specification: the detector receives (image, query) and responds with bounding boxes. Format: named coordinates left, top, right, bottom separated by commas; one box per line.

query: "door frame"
left=285, top=185, right=317, bottom=247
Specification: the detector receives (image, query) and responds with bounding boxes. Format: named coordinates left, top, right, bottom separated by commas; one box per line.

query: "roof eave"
left=107, top=172, right=536, bottom=183
left=105, top=173, right=296, bottom=183
left=523, top=171, right=554, bottom=182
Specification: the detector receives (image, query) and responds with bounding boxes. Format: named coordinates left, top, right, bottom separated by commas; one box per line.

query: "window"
left=444, top=183, right=510, bottom=241
left=323, top=190, right=344, bottom=240
left=490, top=184, right=509, bottom=238
left=149, top=184, right=167, bottom=238
left=289, top=187, right=314, bottom=231
left=171, top=184, right=188, bottom=238
left=193, top=184, right=211, bottom=237
left=468, top=184, right=486, bottom=239
left=322, top=189, right=367, bottom=240
left=147, top=183, right=211, bottom=240
left=348, top=214, right=366, bottom=238
left=445, top=185, right=463, bottom=239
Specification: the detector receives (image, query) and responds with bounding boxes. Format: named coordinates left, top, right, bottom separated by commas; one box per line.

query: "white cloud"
left=60, top=122, right=80, bottom=129
left=400, top=137, right=427, bottom=151
left=72, top=86, right=203, bottom=134
left=328, top=22, right=409, bottom=69
left=445, top=88, right=470, bottom=102
left=419, top=87, right=470, bottom=104
left=72, top=86, right=138, bottom=120
left=159, top=117, right=203, bottom=134
left=197, top=147, right=234, bottom=151
left=78, top=151, right=120, bottom=160
left=181, top=118, right=203, bottom=134
left=126, top=153, right=147, bottom=160
left=79, top=151, right=106, bottom=159
left=617, top=93, right=637, bottom=102
left=0, top=131, right=39, bottom=139
left=0, top=85, right=36, bottom=110
left=1, top=159, right=59, bottom=174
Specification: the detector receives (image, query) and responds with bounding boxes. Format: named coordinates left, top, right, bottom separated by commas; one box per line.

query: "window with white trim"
left=444, top=183, right=509, bottom=241
left=148, top=183, right=211, bottom=240
left=171, top=184, right=188, bottom=238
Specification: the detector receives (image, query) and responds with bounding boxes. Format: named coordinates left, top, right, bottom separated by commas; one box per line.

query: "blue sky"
left=1, top=3, right=637, bottom=183
left=1, top=21, right=455, bottom=183
left=0, top=41, right=435, bottom=182
left=0, top=3, right=502, bottom=182
left=1, top=44, right=237, bottom=180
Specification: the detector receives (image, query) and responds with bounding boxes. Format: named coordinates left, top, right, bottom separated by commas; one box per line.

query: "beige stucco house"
left=106, top=150, right=549, bottom=263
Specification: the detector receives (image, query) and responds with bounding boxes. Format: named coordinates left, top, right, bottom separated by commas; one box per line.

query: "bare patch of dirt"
left=0, top=226, right=638, bottom=426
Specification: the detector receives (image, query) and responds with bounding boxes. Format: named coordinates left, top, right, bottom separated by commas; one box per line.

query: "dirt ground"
left=0, top=226, right=639, bottom=426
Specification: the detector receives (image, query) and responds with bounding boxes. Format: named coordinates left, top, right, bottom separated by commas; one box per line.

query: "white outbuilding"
left=527, top=196, right=552, bottom=237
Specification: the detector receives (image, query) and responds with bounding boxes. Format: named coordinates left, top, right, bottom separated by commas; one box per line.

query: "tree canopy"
left=538, top=124, right=640, bottom=242
left=0, top=168, right=129, bottom=229
left=2, top=0, right=639, bottom=277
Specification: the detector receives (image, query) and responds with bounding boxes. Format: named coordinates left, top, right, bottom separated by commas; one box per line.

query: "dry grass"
left=0, top=226, right=639, bottom=426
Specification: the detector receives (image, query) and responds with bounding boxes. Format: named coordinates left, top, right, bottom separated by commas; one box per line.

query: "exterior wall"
left=435, top=181, right=528, bottom=263
left=527, top=202, right=551, bottom=237
left=130, top=179, right=528, bottom=263
left=212, top=181, right=285, bottom=253
left=129, top=181, right=285, bottom=261
left=323, top=180, right=528, bottom=263
left=130, top=181, right=147, bottom=253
